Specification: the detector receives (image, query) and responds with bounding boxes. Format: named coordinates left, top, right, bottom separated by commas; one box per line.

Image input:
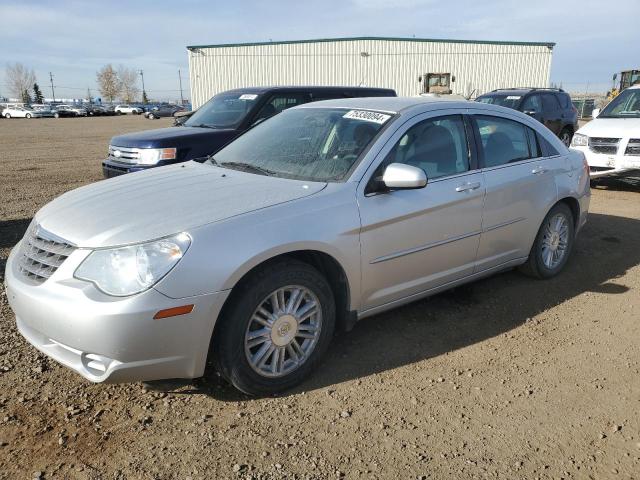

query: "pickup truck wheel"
left=519, top=203, right=575, bottom=279
left=213, top=259, right=336, bottom=396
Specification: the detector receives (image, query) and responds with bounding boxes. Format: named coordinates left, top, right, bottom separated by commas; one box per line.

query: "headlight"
left=75, top=233, right=191, bottom=296
left=137, top=147, right=177, bottom=165
left=571, top=133, right=588, bottom=147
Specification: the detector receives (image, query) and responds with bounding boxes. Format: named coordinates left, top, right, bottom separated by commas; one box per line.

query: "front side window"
left=521, top=95, right=542, bottom=112
left=184, top=92, right=261, bottom=128
left=383, top=115, right=469, bottom=179
left=210, top=107, right=391, bottom=182
left=599, top=88, right=640, bottom=118
left=475, top=115, right=535, bottom=167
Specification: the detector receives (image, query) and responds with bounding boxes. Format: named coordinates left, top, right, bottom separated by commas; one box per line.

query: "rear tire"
left=519, top=202, right=575, bottom=279
left=5, top=113, right=10, bottom=119
left=53, top=112, right=59, bottom=118
left=213, top=259, right=336, bottom=396
left=148, top=113, right=155, bottom=119
left=559, top=127, right=573, bottom=147
left=25, top=113, right=31, bottom=119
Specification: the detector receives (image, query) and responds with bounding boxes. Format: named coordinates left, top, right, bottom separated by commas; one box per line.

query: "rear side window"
left=558, top=93, right=571, bottom=109
left=542, top=94, right=560, bottom=112
left=537, top=132, right=560, bottom=156
left=521, top=95, right=542, bottom=112
left=475, top=115, right=536, bottom=167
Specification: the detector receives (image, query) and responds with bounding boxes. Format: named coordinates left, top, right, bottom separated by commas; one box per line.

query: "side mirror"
left=591, top=108, right=600, bottom=119
left=382, top=163, right=427, bottom=190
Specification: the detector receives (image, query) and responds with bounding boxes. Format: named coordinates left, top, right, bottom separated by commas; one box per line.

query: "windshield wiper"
left=190, top=123, right=218, bottom=129
left=218, top=161, right=276, bottom=176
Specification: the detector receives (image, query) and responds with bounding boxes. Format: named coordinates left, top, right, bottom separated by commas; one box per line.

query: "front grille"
left=18, top=224, right=76, bottom=284
left=589, top=137, right=620, bottom=155
left=108, top=145, right=141, bottom=164
left=625, top=139, right=640, bottom=156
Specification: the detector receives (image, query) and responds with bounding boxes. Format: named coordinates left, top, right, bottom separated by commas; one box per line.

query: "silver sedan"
left=4, top=97, right=590, bottom=395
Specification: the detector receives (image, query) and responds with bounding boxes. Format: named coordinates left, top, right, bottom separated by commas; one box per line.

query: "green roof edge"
left=187, top=36, right=555, bottom=50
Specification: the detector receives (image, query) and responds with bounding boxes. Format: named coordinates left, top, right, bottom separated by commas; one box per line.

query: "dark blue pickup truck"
left=102, top=85, right=396, bottom=177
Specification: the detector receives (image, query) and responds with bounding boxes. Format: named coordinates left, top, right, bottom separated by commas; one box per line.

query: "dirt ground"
left=0, top=116, right=639, bottom=480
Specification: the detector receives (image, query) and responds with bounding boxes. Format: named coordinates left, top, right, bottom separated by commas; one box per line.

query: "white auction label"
left=343, top=110, right=391, bottom=124
left=238, top=94, right=258, bottom=100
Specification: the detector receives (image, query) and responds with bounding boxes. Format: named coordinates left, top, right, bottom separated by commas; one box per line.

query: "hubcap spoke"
left=245, top=285, right=322, bottom=378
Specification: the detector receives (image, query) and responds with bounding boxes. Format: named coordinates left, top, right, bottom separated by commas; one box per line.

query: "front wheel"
left=53, top=112, right=59, bottom=118
left=213, top=259, right=336, bottom=396
left=520, top=203, right=575, bottom=279
left=148, top=113, right=155, bottom=119
left=25, top=113, right=31, bottom=119
left=5, top=113, right=10, bottom=118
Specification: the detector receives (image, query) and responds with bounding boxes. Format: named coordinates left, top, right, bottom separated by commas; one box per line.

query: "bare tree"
left=96, top=64, right=121, bottom=103
left=5, top=63, right=36, bottom=100
left=117, top=65, right=140, bottom=103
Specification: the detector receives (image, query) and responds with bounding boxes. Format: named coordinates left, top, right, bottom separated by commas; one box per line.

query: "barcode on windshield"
left=343, top=110, right=391, bottom=124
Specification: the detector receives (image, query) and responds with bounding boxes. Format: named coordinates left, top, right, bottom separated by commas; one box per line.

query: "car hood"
left=35, top=162, right=327, bottom=248
left=110, top=126, right=234, bottom=149
left=577, top=117, right=640, bottom=137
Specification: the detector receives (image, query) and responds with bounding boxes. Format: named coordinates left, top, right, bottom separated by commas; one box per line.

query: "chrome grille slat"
left=589, top=137, right=620, bottom=155
left=625, top=138, right=640, bottom=156
left=18, top=224, right=76, bottom=284
left=108, top=145, right=142, bottom=164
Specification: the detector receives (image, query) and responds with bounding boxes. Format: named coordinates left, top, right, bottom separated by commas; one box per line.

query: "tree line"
left=4, top=62, right=145, bottom=104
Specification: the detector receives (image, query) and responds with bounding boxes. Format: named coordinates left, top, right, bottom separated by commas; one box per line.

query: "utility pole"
left=178, top=69, right=184, bottom=105
left=138, top=69, right=147, bottom=103
left=49, top=72, right=55, bottom=103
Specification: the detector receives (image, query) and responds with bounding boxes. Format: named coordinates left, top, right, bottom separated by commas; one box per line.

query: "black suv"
left=475, top=88, right=578, bottom=146
left=103, top=85, right=396, bottom=177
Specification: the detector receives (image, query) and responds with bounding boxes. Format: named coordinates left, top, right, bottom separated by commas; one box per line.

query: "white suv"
left=571, top=85, right=640, bottom=178
left=115, top=104, right=142, bottom=115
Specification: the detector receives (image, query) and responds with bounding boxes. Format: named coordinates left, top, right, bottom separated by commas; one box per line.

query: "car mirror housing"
left=591, top=108, right=600, bottom=119
left=382, top=163, right=427, bottom=190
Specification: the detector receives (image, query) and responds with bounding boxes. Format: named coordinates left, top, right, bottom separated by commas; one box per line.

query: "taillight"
left=582, top=154, right=590, bottom=178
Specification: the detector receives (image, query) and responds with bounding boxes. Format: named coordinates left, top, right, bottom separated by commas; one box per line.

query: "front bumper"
left=101, top=158, right=174, bottom=178
left=4, top=242, right=230, bottom=383
left=573, top=144, right=640, bottom=178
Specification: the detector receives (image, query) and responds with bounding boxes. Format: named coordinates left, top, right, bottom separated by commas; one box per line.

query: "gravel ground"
left=0, top=116, right=639, bottom=480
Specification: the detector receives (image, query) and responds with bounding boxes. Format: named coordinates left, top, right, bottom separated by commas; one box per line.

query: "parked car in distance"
left=475, top=88, right=578, bottom=146
left=102, top=86, right=396, bottom=177
left=84, top=105, right=108, bottom=116
left=115, top=104, right=143, bottom=115
left=146, top=105, right=186, bottom=119
left=29, top=105, right=57, bottom=118
left=6, top=97, right=590, bottom=395
left=2, top=106, right=43, bottom=118
left=53, top=104, right=87, bottom=117
left=571, top=85, right=640, bottom=178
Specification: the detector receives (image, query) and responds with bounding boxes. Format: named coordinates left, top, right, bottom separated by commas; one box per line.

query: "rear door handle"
left=455, top=181, right=481, bottom=192
left=531, top=166, right=548, bottom=175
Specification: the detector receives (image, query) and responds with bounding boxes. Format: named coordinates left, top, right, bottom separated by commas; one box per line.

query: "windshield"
left=599, top=89, right=640, bottom=118
left=184, top=92, right=261, bottom=128
left=208, top=107, right=392, bottom=182
left=476, top=94, right=522, bottom=109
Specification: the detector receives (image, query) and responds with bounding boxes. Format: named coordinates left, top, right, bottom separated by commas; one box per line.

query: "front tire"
left=520, top=203, right=575, bottom=279
left=213, top=259, right=336, bottom=396
left=559, top=128, right=573, bottom=147
left=25, top=113, right=31, bottom=118
left=5, top=113, right=10, bottom=118
left=148, top=113, right=155, bottom=119
left=53, top=112, right=59, bottom=118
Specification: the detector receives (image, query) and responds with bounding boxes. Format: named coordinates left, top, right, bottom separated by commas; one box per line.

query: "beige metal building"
left=187, top=36, right=555, bottom=108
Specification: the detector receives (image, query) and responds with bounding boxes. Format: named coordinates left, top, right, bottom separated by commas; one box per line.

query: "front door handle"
left=455, top=181, right=481, bottom=192
left=531, top=166, right=548, bottom=175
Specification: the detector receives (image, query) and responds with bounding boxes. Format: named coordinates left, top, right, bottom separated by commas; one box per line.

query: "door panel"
left=360, top=173, right=484, bottom=309
left=472, top=114, right=558, bottom=271
left=357, top=111, right=484, bottom=311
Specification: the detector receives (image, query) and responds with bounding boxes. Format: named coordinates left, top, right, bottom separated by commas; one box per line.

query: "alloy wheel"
left=244, top=285, right=322, bottom=378
left=541, top=213, right=569, bottom=269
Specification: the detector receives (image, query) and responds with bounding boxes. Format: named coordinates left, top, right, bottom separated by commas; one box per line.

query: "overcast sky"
left=1, top=0, right=637, bottom=101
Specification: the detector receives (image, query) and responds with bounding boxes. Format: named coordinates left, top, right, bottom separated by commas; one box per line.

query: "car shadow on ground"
left=193, top=212, right=640, bottom=400
left=591, top=173, right=640, bottom=192
left=0, top=218, right=31, bottom=282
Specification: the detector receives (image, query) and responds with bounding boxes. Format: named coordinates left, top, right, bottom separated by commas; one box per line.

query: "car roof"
left=223, top=86, right=396, bottom=95
left=481, top=88, right=567, bottom=96
left=295, top=96, right=464, bottom=114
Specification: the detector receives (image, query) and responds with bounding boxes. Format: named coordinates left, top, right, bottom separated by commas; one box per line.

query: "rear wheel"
left=520, top=203, right=575, bottom=279
left=25, top=113, right=31, bottom=119
left=53, top=112, right=59, bottom=118
left=213, top=259, right=336, bottom=396
left=5, top=113, right=10, bottom=119
left=559, top=128, right=573, bottom=147
left=148, top=113, right=155, bottom=119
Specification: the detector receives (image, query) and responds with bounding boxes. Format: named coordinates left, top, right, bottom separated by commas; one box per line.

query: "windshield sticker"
left=343, top=110, right=391, bottom=124
left=506, top=96, right=521, bottom=100
left=238, top=94, right=258, bottom=101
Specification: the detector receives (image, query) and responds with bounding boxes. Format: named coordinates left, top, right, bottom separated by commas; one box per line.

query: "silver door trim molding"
left=482, top=217, right=526, bottom=233
left=370, top=230, right=482, bottom=264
